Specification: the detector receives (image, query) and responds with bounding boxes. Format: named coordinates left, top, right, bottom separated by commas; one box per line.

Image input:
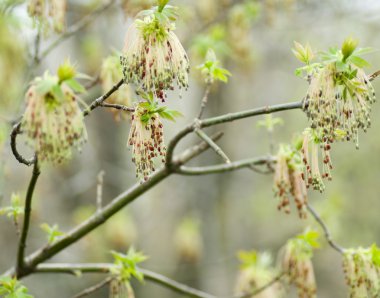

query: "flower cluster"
left=280, top=230, right=319, bottom=298
left=128, top=103, right=166, bottom=181
left=300, top=128, right=332, bottom=193
left=27, top=0, right=67, bottom=34
left=121, top=10, right=189, bottom=101
left=296, top=38, right=376, bottom=149
left=235, top=251, right=283, bottom=298
left=304, top=63, right=375, bottom=149
left=343, top=245, right=380, bottom=297
left=100, top=54, right=132, bottom=121
left=21, top=66, right=87, bottom=164
left=273, top=144, right=308, bottom=218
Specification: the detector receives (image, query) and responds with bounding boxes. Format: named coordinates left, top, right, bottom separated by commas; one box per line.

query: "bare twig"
left=306, top=203, right=345, bottom=255
left=96, top=171, right=105, bottom=212
left=99, top=102, right=135, bottom=112
left=83, top=79, right=124, bottom=116
left=165, top=101, right=303, bottom=168
left=34, top=263, right=217, bottom=298
left=34, top=263, right=283, bottom=298
left=16, top=158, right=40, bottom=277
left=195, top=128, right=231, bottom=163
left=10, top=123, right=35, bottom=166
left=234, top=272, right=285, bottom=298
left=176, top=156, right=274, bottom=176
left=71, top=277, right=112, bottom=298
left=197, top=83, right=212, bottom=119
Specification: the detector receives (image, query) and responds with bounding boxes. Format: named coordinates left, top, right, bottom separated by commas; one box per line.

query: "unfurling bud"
left=341, top=37, right=359, bottom=62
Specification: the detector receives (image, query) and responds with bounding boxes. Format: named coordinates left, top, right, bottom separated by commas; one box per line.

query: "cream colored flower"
left=22, top=78, right=87, bottom=163
left=121, top=15, right=189, bottom=101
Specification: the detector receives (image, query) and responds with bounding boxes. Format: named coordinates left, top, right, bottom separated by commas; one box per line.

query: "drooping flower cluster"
left=273, top=144, right=308, bottom=218
left=100, top=54, right=132, bottom=121
left=27, top=0, right=67, bottom=34
left=280, top=230, right=319, bottom=298
left=128, top=103, right=166, bottom=181
left=121, top=11, right=190, bottom=101
left=297, top=38, right=376, bottom=149
left=300, top=128, right=332, bottom=193
left=235, top=251, right=283, bottom=298
left=21, top=68, right=87, bottom=164
left=304, top=63, right=375, bottom=149
left=343, top=245, right=380, bottom=297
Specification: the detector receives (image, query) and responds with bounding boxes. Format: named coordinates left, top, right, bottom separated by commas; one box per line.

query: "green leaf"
left=353, top=47, right=377, bottom=56
left=65, top=79, right=86, bottom=94
left=213, top=67, right=231, bottom=83
left=292, top=41, right=314, bottom=64
left=51, top=84, right=65, bottom=102
left=371, top=244, right=380, bottom=267
left=349, top=55, right=371, bottom=68
left=35, top=74, right=58, bottom=96
left=40, top=223, right=65, bottom=244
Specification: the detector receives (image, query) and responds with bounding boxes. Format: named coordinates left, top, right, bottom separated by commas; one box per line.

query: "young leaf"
left=65, top=78, right=86, bottom=94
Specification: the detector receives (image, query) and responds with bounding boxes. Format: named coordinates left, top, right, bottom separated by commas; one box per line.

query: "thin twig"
left=16, top=158, right=40, bottom=277
left=195, top=128, right=231, bottom=163
left=71, top=277, right=112, bottom=298
left=34, top=263, right=216, bottom=298
left=10, top=123, right=35, bottom=166
left=233, top=272, right=285, bottom=298
left=99, top=102, right=135, bottom=112
left=38, top=0, right=116, bottom=62
left=165, top=101, right=303, bottom=168
left=197, top=83, right=212, bottom=119
left=96, top=171, right=105, bottom=212
left=83, top=79, right=124, bottom=116
left=306, top=203, right=345, bottom=255
left=176, top=156, right=275, bottom=176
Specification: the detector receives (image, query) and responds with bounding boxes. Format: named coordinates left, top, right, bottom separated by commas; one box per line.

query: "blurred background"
left=1, top=0, right=380, bottom=297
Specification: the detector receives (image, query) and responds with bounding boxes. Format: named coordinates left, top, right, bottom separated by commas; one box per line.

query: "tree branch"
left=10, top=123, right=35, bottom=166
left=306, top=203, right=345, bottom=255
left=197, top=83, right=212, bottom=119
left=83, top=79, right=124, bottom=116
left=200, top=101, right=303, bottom=128
left=165, top=101, right=303, bottom=167
left=195, top=129, right=231, bottom=163
left=34, top=263, right=217, bottom=298
left=16, top=159, right=41, bottom=277
left=6, top=132, right=224, bottom=278
left=176, top=156, right=275, bottom=176
left=99, top=102, right=135, bottom=112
